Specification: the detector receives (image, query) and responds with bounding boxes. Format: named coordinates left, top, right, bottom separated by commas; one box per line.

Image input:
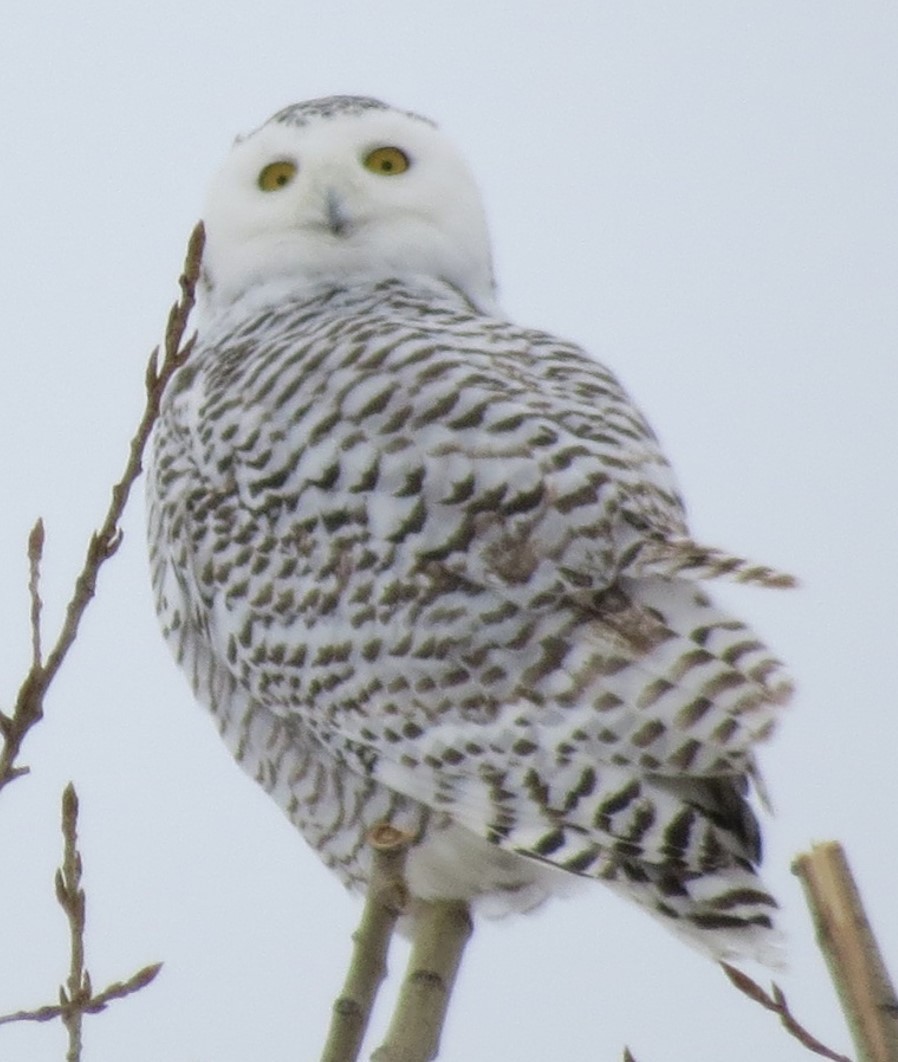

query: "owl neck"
left=198, top=270, right=501, bottom=329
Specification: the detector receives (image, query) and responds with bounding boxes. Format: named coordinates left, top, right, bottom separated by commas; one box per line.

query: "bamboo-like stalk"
left=793, top=841, right=898, bottom=1062
left=371, top=899, right=472, bottom=1062
left=320, top=824, right=412, bottom=1062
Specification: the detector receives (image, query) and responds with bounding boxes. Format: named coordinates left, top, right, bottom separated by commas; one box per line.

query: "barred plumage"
left=147, top=96, right=793, bottom=965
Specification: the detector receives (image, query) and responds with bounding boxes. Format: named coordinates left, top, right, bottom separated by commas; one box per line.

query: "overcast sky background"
left=0, top=4, right=896, bottom=1060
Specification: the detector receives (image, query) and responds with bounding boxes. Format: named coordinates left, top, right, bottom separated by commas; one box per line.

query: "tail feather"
left=601, top=859, right=786, bottom=967
left=621, top=534, right=797, bottom=590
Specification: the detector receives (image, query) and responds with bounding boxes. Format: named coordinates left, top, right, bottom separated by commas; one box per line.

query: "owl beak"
left=325, top=188, right=350, bottom=237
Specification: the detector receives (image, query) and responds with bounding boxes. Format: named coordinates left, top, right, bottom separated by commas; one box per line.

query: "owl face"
left=201, top=98, right=496, bottom=312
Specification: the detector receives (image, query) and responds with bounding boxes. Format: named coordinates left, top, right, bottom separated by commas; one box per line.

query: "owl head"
left=201, top=96, right=496, bottom=313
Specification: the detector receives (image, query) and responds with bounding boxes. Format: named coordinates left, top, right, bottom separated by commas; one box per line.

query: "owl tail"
left=601, top=859, right=786, bottom=968
left=620, top=533, right=797, bottom=590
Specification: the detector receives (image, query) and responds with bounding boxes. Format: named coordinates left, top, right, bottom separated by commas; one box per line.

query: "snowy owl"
left=147, top=95, right=793, bottom=966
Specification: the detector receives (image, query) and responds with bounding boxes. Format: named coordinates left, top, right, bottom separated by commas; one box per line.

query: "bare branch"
left=0, top=222, right=204, bottom=795
left=27, top=519, right=44, bottom=669
left=371, top=898, right=473, bottom=1062
left=721, top=962, right=853, bottom=1061
left=0, top=785, right=162, bottom=1046
left=56, top=783, right=88, bottom=1060
left=794, top=842, right=898, bottom=1062
left=0, top=964, right=163, bottom=1028
left=320, top=823, right=413, bottom=1062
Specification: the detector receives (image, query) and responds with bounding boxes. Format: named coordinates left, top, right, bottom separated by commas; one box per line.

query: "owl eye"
left=363, top=146, right=411, bottom=175
left=258, top=160, right=298, bottom=191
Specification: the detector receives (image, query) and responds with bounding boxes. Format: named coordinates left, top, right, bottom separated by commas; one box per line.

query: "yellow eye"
left=258, top=160, right=297, bottom=191
left=363, top=146, right=410, bottom=175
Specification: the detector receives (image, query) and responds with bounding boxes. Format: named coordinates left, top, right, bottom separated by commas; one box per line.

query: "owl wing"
left=149, top=311, right=792, bottom=881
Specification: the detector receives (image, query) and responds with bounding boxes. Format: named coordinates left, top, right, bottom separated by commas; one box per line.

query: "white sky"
left=1, top=3, right=896, bottom=1060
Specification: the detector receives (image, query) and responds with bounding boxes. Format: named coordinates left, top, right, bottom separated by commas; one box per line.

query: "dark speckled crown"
left=266, top=95, right=435, bottom=129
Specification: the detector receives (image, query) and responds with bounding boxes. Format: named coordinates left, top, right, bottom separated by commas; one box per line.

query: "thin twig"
left=0, top=963, right=162, bottom=1027
left=56, top=783, right=88, bottom=1061
left=0, top=222, right=204, bottom=795
left=27, top=519, right=44, bottom=669
left=320, top=823, right=413, bottom=1062
left=721, top=962, right=853, bottom=1061
left=0, top=785, right=162, bottom=1047
left=794, top=842, right=898, bottom=1062
left=372, top=898, right=473, bottom=1062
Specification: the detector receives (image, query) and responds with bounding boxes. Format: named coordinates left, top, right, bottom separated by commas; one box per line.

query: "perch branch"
left=794, top=841, right=898, bottom=1062
left=371, top=897, right=473, bottom=1062
left=0, top=222, right=204, bottom=795
left=320, top=823, right=413, bottom=1062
